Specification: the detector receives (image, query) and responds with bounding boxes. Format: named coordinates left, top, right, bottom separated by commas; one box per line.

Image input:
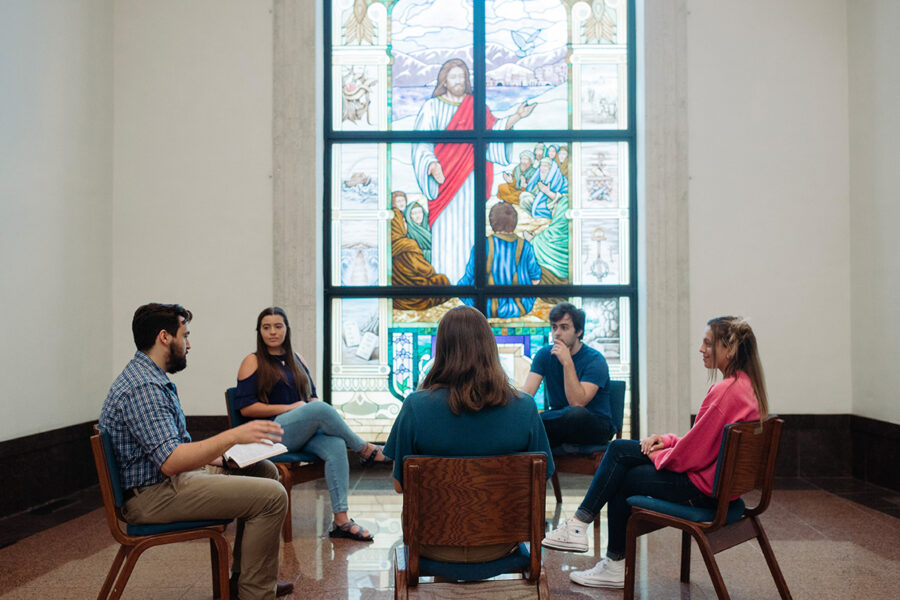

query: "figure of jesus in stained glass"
left=411, top=59, right=536, bottom=284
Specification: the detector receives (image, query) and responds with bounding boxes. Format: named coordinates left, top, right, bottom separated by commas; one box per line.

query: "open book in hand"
left=223, top=441, right=288, bottom=469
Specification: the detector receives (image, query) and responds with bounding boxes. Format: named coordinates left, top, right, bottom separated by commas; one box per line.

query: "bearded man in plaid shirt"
left=100, top=303, right=293, bottom=600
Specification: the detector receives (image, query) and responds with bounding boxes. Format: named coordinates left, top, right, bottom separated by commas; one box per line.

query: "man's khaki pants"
left=124, top=461, right=287, bottom=600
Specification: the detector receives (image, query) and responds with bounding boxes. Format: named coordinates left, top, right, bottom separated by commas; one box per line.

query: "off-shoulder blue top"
left=234, top=353, right=318, bottom=414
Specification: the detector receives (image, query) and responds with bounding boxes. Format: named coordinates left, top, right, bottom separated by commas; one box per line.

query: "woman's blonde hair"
left=421, top=306, right=516, bottom=415
left=707, top=316, right=769, bottom=419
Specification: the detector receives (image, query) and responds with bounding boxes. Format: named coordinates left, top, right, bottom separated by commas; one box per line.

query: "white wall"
left=0, top=0, right=114, bottom=441
left=848, top=0, right=900, bottom=424
left=686, top=0, right=853, bottom=414
left=112, top=0, right=275, bottom=414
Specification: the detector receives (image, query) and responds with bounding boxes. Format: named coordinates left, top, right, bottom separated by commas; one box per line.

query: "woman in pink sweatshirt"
left=541, top=316, right=769, bottom=589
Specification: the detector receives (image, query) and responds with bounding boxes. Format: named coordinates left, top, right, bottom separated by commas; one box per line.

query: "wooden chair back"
left=91, top=425, right=131, bottom=543
left=708, top=417, right=782, bottom=528
left=402, top=453, right=546, bottom=584
left=608, top=379, right=627, bottom=436
left=225, top=387, right=248, bottom=428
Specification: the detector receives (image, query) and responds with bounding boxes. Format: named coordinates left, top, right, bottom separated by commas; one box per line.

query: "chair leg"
left=551, top=471, right=563, bottom=504
left=692, top=531, right=730, bottom=600
left=680, top=530, right=692, bottom=583
left=277, top=465, right=294, bottom=542
left=752, top=517, right=792, bottom=599
left=538, top=569, right=550, bottom=599
left=97, top=545, right=128, bottom=600
left=108, top=543, right=150, bottom=600
left=393, top=546, right=408, bottom=600
left=624, top=517, right=638, bottom=600
left=210, top=535, right=231, bottom=600
left=210, top=538, right=221, bottom=599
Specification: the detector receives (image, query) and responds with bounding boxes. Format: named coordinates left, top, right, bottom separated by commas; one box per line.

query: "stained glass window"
left=325, top=0, right=637, bottom=442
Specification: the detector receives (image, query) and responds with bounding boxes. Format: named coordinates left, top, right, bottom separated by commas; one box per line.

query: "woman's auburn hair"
left=254, top=307, right=310, bottom=403
left=421, top=305, right=517, bottom=415
left=707, top=316, right=769, bottom=419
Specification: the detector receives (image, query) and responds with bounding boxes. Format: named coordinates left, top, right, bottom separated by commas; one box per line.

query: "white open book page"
left=223, top=441, right=288, bottom=468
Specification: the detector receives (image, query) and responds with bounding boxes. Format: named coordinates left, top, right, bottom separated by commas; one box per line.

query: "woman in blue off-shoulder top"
left=235, top=307, right=390, bottom=542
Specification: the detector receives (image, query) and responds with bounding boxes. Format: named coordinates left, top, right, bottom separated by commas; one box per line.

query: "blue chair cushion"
left=99, top=431, right=126, bottom=507
left=126, top=518, right=232, bottom=536
left=552, top=442, right=609, bottom=456
left=417, top=543, right=532, bottom=581
left=627, top=495, right=746, bottom=524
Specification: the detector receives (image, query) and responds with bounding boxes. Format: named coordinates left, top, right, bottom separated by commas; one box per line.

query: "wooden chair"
left=624, top=416, right=792, bottom=599
left=394, top=454, right=549, bottom=599
left=224, top=387, right=325, bottom=542
left=90, top=426, right=231, bottom=600
left=549, top=379, right=627, bottom=503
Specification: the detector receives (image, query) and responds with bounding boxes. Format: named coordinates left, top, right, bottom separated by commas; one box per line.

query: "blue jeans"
left=274, top=401, right=367, bottom=514
left=574, top=439, right=711, bottom=560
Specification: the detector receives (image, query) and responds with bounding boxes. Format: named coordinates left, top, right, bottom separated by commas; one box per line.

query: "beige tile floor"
left=0, top=469, right=897, bottom=599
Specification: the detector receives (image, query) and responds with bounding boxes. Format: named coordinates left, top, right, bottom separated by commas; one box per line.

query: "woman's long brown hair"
left=254, top=307, right=310, bottom=403
left=421, top=305, right=517, bottom=415
left=707, top=316, right=769, bottom=419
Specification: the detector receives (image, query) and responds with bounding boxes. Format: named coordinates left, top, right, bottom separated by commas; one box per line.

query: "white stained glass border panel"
left=571, top=0, right=629, bottom=46
left=577, top=142, right=629, bottom=210
left=331, top=0, right=390, bottom=131
left=583, top=295, right=632, bottom=438
left=578, top=217, right=627, bottom=285
left=334, top=144, right=381, bottom=211
left=570, top=33, right=628, bottom=131
left=336, top=220, right=380, bottom=286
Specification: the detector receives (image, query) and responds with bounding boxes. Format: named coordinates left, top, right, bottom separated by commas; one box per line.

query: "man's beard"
left=166, top=349, right=187, bottom=374
left=448, top=82, right=466, bottom=97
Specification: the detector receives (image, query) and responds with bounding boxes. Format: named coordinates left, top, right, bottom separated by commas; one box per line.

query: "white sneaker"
left=569, top=557, right=625, bottom=588
left=541, top=518, right=589, bottom=552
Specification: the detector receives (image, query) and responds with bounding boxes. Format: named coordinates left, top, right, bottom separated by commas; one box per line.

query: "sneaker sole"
left=569, top=572, right=625, bottom=588
left=540, top=538, right=589, bottom=552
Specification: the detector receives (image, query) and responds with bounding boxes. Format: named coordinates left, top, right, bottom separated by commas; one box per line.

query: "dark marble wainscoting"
left=850, top=414, right=899, bottom=491
left=687, top=413, right=898, bottom=490
left=185, top=415, right=230, bottom=442
left=773, top=414, right=854, bottom=478
left=0, top=413, right=895, bottom=531
left=0, top=421, right=98, bottom=519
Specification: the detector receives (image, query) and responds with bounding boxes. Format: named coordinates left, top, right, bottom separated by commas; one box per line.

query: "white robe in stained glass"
left=411, top=97, right=511, bottom=284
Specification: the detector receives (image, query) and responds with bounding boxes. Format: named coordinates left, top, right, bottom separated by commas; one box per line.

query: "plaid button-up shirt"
left=99, top=351, right=192, bottom=490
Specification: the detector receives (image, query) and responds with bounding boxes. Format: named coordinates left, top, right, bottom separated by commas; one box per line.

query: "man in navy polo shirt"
left=522, top=302, right=614, bottom=447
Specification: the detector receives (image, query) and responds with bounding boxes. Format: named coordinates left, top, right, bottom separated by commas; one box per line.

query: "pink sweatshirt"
left=650, top=371, right=761, bottom=496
